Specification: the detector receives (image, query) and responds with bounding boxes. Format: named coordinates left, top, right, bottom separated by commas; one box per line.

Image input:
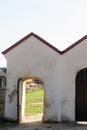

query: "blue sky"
left=0, top=0, right=87, bottom=67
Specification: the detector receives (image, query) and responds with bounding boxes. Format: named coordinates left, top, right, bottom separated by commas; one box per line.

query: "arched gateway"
left=17, top=77, right=45, bottom=124
left=76, top=68, right=87, bottom=121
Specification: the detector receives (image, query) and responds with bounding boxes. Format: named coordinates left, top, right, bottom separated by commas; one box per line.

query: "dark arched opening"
left=76, top=68, right=87, bottom=121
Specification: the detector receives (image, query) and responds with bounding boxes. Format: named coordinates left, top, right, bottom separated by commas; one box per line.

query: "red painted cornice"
left=2, top=32, right=87, bottom=55
left=61, top=35, right=87, bottom=54
left=2, top=32, right=61, bottom=55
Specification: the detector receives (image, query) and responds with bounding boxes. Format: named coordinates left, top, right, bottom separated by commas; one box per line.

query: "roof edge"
left=61, top=35, right=87, bottom=54
left=2, top=32, right=61, bottom=55
left=2, top=33, right=87, bottom=55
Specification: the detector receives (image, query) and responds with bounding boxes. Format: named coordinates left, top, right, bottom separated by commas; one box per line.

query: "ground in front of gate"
left=1, top=122, right=87, bottom=130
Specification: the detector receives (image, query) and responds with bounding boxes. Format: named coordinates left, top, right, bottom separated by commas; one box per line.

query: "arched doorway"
left=76, top=68, right=87, bottom=121
left=17, top=77, right=45, bottom=124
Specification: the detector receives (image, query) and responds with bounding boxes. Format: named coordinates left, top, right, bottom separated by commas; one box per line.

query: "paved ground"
left=1, top=122, right=87, bottom=130
left=1, top=114, right=87, bottom=130
left=24, top=113, right=43, bottom=123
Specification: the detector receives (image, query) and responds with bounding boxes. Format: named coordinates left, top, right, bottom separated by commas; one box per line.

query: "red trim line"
left=2, top=33, right=87, bottom=55
left=61, top=35, right=87, bottom=54
left=2, top=32, right=61, bottom=55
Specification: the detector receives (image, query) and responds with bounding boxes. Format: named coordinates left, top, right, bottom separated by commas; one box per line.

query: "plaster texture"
left=3, top=33, right=87, bottom=122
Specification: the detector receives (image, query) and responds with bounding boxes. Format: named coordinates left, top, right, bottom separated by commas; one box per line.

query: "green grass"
left=25, top=90, right=43, bottom=103
left=25, top=89, right=44, bottom=116
left=25, top=104, right=43, bottom=116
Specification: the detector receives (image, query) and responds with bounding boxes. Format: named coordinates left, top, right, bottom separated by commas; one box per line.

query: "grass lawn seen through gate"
left=25, top=89, right=44, bottom=116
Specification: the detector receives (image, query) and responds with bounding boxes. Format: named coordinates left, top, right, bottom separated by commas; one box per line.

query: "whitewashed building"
left=2, top=33, right=87, bottom=123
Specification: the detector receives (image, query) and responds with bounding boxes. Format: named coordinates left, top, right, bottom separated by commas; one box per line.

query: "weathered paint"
left=4, top=36, right=61, bottom=122
left=8, top=86, right=16, bottom=103
left=3, top=33, right=87, bottom=122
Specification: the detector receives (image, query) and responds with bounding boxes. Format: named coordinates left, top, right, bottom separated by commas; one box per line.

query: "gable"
left=61, top=35, right=87, bottom=54
left=2, top=32, right=61, bottom=55
left=2, top=32, right=87, bottom=55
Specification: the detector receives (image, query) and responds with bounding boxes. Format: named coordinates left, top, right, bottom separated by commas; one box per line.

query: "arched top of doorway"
left=22, top=77, right=44, bottom=84
left=76, top=68, right=87, bottom=80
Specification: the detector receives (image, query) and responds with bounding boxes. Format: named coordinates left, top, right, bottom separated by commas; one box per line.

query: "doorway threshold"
left=77, top=121, right=87, bottom=125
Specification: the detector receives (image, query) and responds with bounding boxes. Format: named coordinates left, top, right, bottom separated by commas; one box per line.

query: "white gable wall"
left=61, top=39, right=87, bottom=121
left=4, top=35, right=87, bottom=122
left=4, top=36, right=62, bottom=122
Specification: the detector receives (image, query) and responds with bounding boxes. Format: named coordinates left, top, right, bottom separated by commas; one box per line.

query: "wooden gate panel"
left=76, top=79, right=87, bottom=121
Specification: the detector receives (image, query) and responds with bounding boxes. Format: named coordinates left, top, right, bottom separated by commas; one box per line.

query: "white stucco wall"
left=61, top=39, right=87, bottom=121
left=3, top=35, right=87, bottom=122
left=4, top=36, right=61, bottom=122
